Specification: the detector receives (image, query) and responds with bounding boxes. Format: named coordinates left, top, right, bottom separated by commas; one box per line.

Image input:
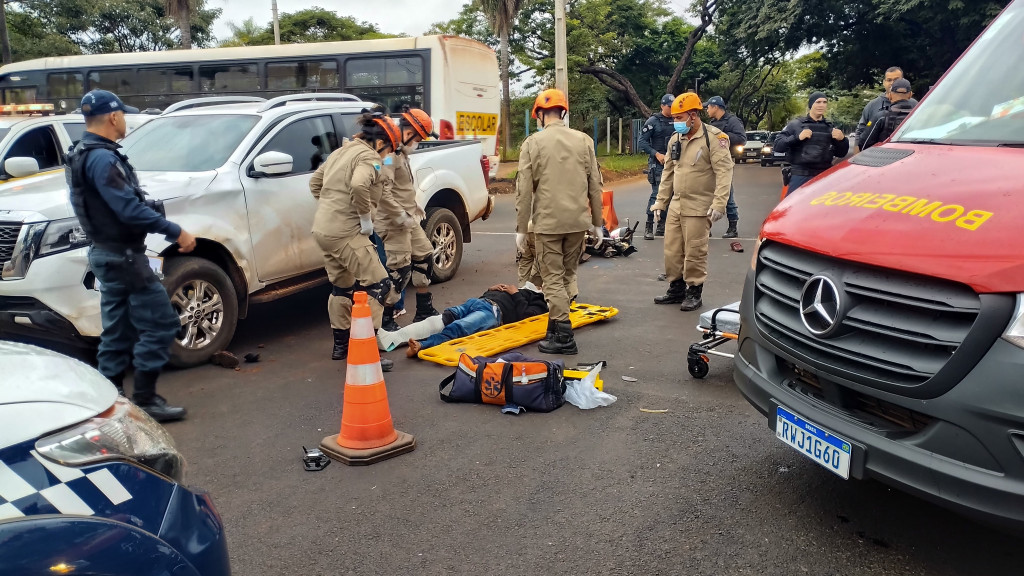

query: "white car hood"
left=0, top=341, right=117, bottom=448
left=0, top=170, right=216, bottom=223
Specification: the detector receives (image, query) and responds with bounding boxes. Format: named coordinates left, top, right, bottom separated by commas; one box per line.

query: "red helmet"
left=401, top=108, right=438, bottom=139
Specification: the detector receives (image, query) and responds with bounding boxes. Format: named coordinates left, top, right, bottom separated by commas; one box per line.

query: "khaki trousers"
left=663, top=208, right=711, bottom=286
left=382, top=224, right=434, bottom=289
left=535, top=231, right=586, bottom=322
left=314, top=232, right=395, bottom=330
left=516, top=232, right=543, bottom=288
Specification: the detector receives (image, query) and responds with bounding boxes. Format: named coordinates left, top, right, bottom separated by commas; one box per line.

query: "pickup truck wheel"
left=425, top=207, right=463, bottom=283
left=162, top=257, right=239, bottom=368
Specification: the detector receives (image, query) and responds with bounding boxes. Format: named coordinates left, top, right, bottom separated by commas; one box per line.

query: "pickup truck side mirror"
left=251, top=151, right=294, bottom=177
left=5, top=157, right=41, bottom=179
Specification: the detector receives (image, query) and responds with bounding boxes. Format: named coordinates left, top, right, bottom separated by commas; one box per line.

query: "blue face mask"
left=673, top=121, right=690, bottom=135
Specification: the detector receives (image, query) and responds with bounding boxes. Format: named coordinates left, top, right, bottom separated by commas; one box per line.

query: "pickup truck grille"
left=0, top=222, right=21, bottom=266
left=754, top=242, right=980, bottom=387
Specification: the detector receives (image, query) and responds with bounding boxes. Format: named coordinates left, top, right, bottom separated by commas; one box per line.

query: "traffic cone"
left=320, top=291, right=415, bottom=466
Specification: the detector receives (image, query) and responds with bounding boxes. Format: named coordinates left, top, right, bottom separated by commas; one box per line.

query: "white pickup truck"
left=0, top=94, right=493, bottom=366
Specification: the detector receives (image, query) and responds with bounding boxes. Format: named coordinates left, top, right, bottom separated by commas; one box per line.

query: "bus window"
left=88, top=69, right=135, bottom=95
left=260, top=116, right=338, bottom=174
left=199, top=64, right=259, bottom=93
left=2, top=88, right=37, bottom=104
left=267, top=61, right=339, bottom=91
left=47, top=73, right=84, bottom=100
left=138, top=68, right=195, bottom=94
left=3, top=126, right=62, bottom=173
left=386, top=57, right=423, bottom=85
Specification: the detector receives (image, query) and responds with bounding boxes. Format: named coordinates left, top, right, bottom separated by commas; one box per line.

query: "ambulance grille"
left=0, top=222, right=21, bottom=266
left=753, top=242, right=980, bottom=388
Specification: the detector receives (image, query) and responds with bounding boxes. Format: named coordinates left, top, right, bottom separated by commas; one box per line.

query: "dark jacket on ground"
left=774, top=115, right=850, bottom=175
left=481, top=288, right=548, bottom=325
left=709, top=112, right=747, bottom=148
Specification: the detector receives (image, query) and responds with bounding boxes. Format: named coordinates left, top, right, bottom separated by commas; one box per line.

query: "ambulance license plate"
left=776, top=406, right=852, bottom=479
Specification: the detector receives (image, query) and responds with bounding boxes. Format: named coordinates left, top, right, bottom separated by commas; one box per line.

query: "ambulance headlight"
left=1002, top=295, right=1024, bottom=350
left=35, top=397, right=184, bottom=483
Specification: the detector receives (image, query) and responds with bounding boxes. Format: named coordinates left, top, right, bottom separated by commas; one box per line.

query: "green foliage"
left=217, top=7, right=399, bottom=48
left=11, top=0, right=220, bottom=55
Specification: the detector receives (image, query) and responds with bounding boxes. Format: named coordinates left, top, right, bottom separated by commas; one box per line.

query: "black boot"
left=332, top=328, right=349, bottom=361
left=722, top=221, right=739, bottom=239
left=654, top=279, right=688, bottom=304
left=382, top=306, right=400, bottom=332
left=643, top=221, right=654, bottom=240
left=680, top=284, right=704, bottom=312
left=107, top=372, right=125, bottom=396
left=414, top=292, right=440, bottom=322
left=655, top=223, right=666, bottom=237
left=539, top=319, right=578, bottom=355
left=132, top=370, right=186, bottom=422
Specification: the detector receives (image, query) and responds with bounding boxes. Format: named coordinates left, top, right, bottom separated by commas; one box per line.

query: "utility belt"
left=789, top=166, right=825, bottom=177
left=90, top=243, right=160, bottom=291
left=92, top=242, right=147, bottom=254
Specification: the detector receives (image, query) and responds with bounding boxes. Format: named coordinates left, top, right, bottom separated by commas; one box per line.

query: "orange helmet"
left=671, top=93, right=703, bottom=115
left=400, top=108, right=438, bottom=139
left=532, top=89, right=568, bottom=119
left=372, top=116, right=402, bottom=151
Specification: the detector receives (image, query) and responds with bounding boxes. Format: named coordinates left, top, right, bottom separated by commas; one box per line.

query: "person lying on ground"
left=377, top=282, right=548, bottom=357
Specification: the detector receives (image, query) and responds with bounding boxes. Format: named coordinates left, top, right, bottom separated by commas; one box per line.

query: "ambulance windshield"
left=894, top=1, right=1024, bottom=146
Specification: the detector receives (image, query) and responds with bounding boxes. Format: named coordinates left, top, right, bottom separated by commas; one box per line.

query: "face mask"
left=405, top=139, right=420, bottom=152
left=673, top=121, right=691, bottom=135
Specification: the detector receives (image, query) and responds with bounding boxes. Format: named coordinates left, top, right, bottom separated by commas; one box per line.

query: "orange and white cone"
left=320, top=291, right=415, bottom=465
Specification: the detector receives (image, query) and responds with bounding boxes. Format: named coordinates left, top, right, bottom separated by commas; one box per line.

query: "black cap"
left=80, top=90, right=139, bottom=117
left=808, top=91, right=828, bottom=109
left=660, top=94, right=675, bottom=106
left=704, top=95, right=726, bottom=108
left=890, top=78, right=912, bottom=94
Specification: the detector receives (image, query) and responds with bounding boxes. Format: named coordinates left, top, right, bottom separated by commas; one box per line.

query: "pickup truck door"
left=239, top=114, right=341, bottom=282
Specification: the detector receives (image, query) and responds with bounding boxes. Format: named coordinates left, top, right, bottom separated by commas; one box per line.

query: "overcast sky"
left=209, top=0, right=464, bottom=40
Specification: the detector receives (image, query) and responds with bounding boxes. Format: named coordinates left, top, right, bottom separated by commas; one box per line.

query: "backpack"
left=438, top=352, right=566, bottom=413
left=863, top=102, right=915, bottom=149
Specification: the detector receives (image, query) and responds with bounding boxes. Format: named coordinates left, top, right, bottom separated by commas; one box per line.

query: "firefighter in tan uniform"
left=310, top=113, right=403, bottom=370
left=515, top=89, right=603, bottom=355
left=377, top=108, right=441, bottom=332
left=652, top=93, right=734, bottom=312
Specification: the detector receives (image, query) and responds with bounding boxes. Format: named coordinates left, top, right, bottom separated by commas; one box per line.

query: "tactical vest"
left=67, top=138, right=148, bottom=249
left=788, top=118, right=836, bottom=173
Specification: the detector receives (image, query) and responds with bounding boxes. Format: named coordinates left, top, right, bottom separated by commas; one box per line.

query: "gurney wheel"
left=688, top=359, right=710, bottom=379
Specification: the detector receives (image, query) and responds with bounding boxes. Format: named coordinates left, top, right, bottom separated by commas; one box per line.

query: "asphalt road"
left=155, top=162, right=1021, bottom=575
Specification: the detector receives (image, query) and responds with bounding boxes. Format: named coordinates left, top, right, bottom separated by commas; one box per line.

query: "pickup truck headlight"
left=35, top=397, right=185, bottom=483
left=762, top=146, right=771, bottom=153
left=38, top=217, right=90, bottom=257
left=1002, top=295, right=1024, bottom=349
left=736, top=145, right=744, bottom=153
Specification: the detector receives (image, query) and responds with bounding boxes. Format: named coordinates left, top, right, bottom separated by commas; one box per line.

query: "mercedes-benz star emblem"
left=800, top=276, right=842, bottom=337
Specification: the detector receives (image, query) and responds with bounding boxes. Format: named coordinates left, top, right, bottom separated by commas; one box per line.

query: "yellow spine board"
left=417, top=303, right=618, bottom=367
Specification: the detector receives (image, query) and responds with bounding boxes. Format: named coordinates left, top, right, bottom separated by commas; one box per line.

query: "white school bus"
left=0, top=35, right=501, bottom=178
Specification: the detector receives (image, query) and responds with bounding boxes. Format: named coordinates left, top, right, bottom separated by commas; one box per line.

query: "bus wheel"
left=425, top=207, right=463, bottom=283
left=163, top=257, right=239, bottom=368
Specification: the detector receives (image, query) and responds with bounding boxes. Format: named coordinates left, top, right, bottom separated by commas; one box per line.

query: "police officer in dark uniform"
left=638, top=94, right=676, bottom=240
left=704, top=95, right=746, bottom=238
left=773, top=92, right=850, bottom=195
left=67, top=90, right=193, bottom=422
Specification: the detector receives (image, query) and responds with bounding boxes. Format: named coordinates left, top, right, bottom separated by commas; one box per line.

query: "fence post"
left=618, top=118, right=623, bottom=154
left=606, top=117, right=611, bottom=154
left=593, top=118, right=598, bottom=154
left=524, top=106, right=529, bottom=138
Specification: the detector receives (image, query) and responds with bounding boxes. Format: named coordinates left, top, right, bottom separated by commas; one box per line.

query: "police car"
left=0, top=340, right=230, bottom=575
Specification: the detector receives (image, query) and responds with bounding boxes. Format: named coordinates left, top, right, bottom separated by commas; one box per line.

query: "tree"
left=1, top=1, right=12, bottom=64
left=480, top=0, right=530, bottom=161
left=665, top=0, right=720, bottom=94
left=251, top=8, right=398, bottom=44
left=165, top=0, right=192, bottom=49
left=219, top=17, right=263, bottom=47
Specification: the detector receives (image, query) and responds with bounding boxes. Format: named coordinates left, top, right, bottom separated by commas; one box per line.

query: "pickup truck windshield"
left=894, top=1, right=1024, bottom=145
left=122, top=115, right=259, bottom=172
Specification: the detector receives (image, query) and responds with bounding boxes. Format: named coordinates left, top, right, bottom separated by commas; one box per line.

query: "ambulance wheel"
left=688, top=359, right=710, bottom=379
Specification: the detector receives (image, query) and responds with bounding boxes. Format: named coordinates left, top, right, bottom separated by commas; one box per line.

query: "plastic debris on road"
left=565, top=365, right=617, bottom=409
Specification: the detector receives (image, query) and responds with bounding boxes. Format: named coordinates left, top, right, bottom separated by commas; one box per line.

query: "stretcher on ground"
left=417, top=303, right=618, bottom=367
left=688, top=301, right=741, bottom=378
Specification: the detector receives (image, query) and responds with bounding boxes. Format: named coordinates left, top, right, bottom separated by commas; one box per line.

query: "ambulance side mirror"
left=251, top=151, right=293, bottom=177
left=5, top=157, right=40, bottom=178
